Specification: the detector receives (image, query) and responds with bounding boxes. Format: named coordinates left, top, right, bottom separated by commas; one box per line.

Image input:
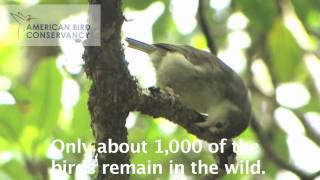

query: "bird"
left=126, top=38, right=251, bottom=139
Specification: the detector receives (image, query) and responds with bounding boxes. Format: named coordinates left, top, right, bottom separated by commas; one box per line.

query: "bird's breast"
left=153, top=52, right=222, bottom=112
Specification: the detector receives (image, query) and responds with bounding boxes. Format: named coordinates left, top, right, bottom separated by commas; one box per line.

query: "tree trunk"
left=84, top=0, right=139, bottom=179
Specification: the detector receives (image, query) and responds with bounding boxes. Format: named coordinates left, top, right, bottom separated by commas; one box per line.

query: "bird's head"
left=196, top=101, right=250, bottom=140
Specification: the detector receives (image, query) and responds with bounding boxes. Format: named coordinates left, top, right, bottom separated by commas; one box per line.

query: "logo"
left=10, top=11, right=37, bottom=39
left=6, top=5, right=101, bottom=46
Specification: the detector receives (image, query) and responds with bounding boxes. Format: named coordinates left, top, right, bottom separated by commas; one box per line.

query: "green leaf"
left=0, top=170, right=11, bottom=180
left=0, top=137, right=12, bottom=151
left=236, top=125, right=255, bottom=141
left=152, top=7, right=177, bottom=42
left=263, top=129, right=289, bottom=178
left=0, top=46, right=23, bottom=78
left=19, top=125, right=40, bottom=156
left=1, top=159, right=33, bottom=180
left=291, top=0, right=312, bottom=23
left=235, top=0, right=277, bottom=33
left=267, top=19, right=304, bottom=82
left=39, top=0, right=87, bottom=4
left=271, top=129, right=289, bottom=161
left=223, top=174, right=246, bottom=180
left=70, top=91, right=93, bottom=141
left=123, top=0, right=156, bottom=10
left=0, top=105, right=24, bottom=141
left=25, top=59, right=63, bottom=145
left=306, top=10, right=320, bottom=30
left=301, top=98, right=320, bottom=112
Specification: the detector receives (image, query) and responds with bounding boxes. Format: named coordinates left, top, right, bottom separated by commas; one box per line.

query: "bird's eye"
left=215, top=122, right=223, bottom=128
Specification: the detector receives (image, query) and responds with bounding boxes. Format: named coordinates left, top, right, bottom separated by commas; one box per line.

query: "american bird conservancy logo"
left=7, top=5, right=101, bottom=46
left=10, top=10, right=90, bottom=44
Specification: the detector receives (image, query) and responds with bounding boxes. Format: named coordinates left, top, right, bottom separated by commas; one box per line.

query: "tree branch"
left=136, top=89, right=226, bottom=142
left=251, top=116, right=320, bottom=180
left=292, top=110, right=320, bottom=147
left=84, top=0, right=138, bottom=179
left=246, top=35, right=320, bottom=180
left=198, top=0, right=217, bottom=55
left=137, top=90, right=205, bottom=135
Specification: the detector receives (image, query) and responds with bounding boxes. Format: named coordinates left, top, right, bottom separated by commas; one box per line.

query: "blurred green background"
left=0, top=0, right=320, bottom=179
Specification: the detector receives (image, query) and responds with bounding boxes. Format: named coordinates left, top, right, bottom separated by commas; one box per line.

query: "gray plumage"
left=126, top=38, right=251, bottom=140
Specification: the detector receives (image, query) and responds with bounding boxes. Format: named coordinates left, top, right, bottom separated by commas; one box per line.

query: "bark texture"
left=84, top=0, right=138, bottom=179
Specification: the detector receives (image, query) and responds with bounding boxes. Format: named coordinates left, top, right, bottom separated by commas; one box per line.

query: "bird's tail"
left=125, top=38, right=156, bottom=54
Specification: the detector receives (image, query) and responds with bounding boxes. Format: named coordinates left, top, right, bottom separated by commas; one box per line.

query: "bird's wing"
left=154, top=43, right=216, bottom=66
left=10, top=13, right=25, bottom=24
